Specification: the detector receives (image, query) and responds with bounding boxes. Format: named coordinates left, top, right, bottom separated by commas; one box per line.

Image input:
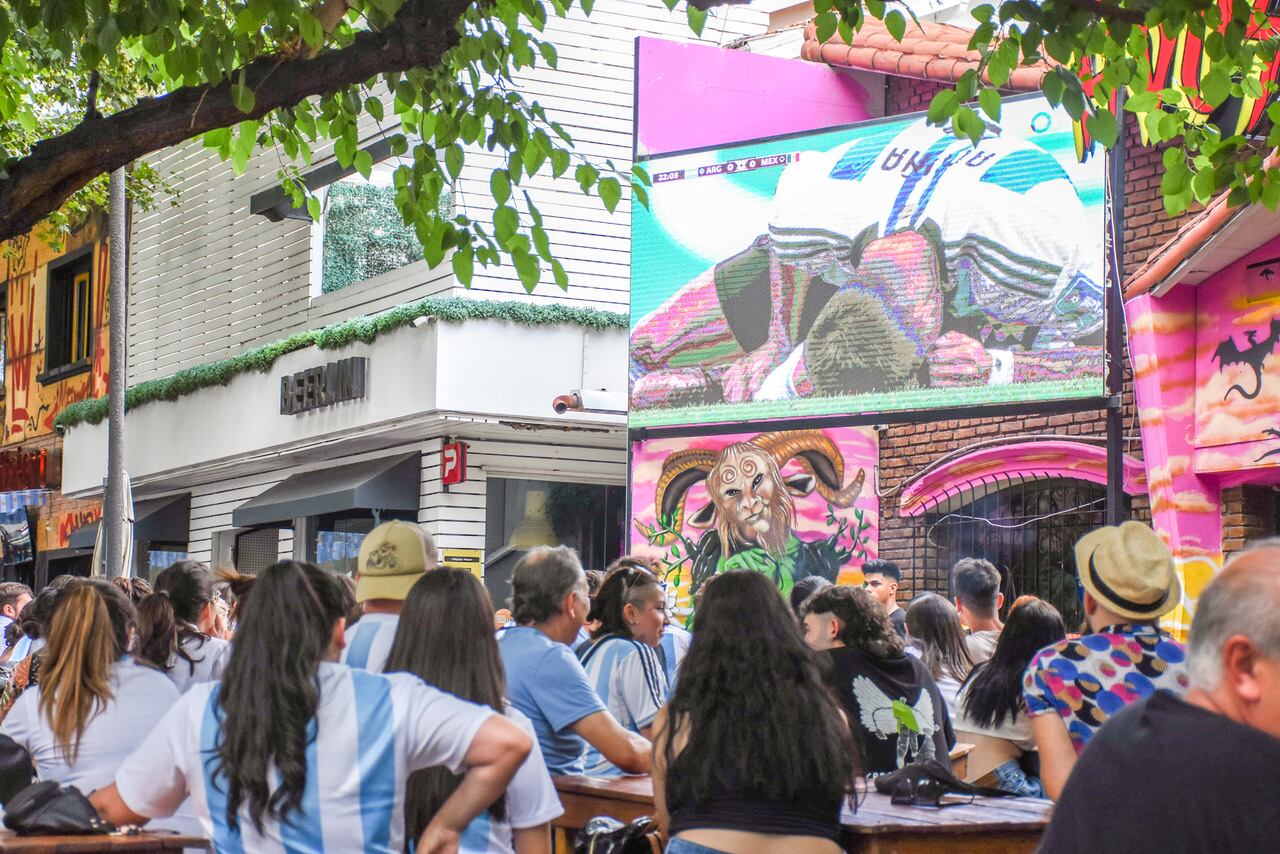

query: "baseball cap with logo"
left=1075, top=521, right=1180, bottom=621
left=355, top=521, right=438, bottom=603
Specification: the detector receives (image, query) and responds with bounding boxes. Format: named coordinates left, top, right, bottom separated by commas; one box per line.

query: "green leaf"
left=1123, top=90, right=1159, bottom=113
left=927, top=89, right=959, bottom=125
left=533, top=225, right=552, bottom=260
left=598, top=176, right=622, bottom=213
left=494, top=205, right=519, bottom=242
left=631, top=164, right=652, bottom=186
left=687, top=4, right=708, bottom=36
left=306, top=196, right=322, bottom=221
left=513, top=251, right=540, bottom=292
left=892, top=699, right=921, bottom=734
left=300, top=13, right=324, bottom=51
left=97, top=16, right=122, bottom=55
left=232, top=82, right=255, bottom=115
left=978, top=88, right=1001, bottom=121
left=452, top=245, right=475, bottom=286
left=366, top=97, right=384, bottom=122
left=1087, top=109, right=1118, bottom=148
left=884, top=10, right=906, bottom=42
left=539, top=42, right=558, bottom=68
left=491, top=170, right=511, bottom=205
left=354, top=149, right=373, bottom=180
left=552, top=259, right=569, bottom=290
left=551, top=148, right=570, bottom=177
left=575, top=163, right=599, bottom=194
left=815, top=11, right=837, bottom=43
left=1200, top=67, right=1231, bottom=107
left=445, top=144, right=464, bottom=180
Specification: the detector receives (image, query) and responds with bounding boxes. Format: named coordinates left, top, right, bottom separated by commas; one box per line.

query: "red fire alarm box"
left=442, top=441, right=468, bottom=486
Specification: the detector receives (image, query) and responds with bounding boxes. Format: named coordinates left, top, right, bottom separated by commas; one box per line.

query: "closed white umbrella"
left=92, top=473, right=134, bottom=578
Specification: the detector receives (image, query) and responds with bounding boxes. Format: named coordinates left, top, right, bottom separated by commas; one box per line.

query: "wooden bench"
left=552, top=767, right=1051, bottom=854
left=0, top=832, right=209, bottom=852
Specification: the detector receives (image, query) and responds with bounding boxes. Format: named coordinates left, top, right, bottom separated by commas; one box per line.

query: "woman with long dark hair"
left=576, top=563, right=667, bottom=776
left=0, top=579, right=180, bottom=793
left=654, top=571, right=855, bottom=854
left=135, top=560, right=231, bottom=692
left=955, top=596, right=1065, bottom=796
left=93, top=561, right=531, bottom=853
left=386, top=569, right=561, bottom=854
left=905, top=592, right=975, bottom=716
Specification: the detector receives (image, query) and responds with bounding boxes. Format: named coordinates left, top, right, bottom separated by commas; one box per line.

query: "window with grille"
left=909, top=476, right=1128, bottom=630
left=234, top=528, right=281, bottom=575
left=44, top=251, right=94, bottom=379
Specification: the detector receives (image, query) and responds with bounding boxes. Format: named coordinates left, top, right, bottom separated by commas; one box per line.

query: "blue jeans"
left=992, top=758, right=1046, bottom=798
left=667, top=838, right=731, bottom=854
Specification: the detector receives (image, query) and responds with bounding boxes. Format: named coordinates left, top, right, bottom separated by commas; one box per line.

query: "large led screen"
left=630, top=95, right=1106, bottom=429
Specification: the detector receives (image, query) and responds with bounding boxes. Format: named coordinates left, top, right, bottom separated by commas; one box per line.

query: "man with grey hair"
left=497, top=546, right=651, bottom=776
left=1039, top=541, right=1280, bottom=851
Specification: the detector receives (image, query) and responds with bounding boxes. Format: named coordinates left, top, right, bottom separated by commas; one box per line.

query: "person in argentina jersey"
left=498, top=547, right=652, bottom=777
left=342, top=521, right=435, bottom=672
left=387, top=568, right=562, bottom=853
left=92, top=561, right=532, bottom=854
left=576, top=565, right=668, bottom=776
left=135, top=561, right=232, bottom=693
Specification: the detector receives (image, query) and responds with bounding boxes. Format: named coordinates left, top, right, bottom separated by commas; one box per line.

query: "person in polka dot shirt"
left=1022, top=522, right=1189, bottom=800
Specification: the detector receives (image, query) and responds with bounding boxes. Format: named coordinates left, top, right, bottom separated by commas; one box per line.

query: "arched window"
left=910, top=475, right=1129, bottom=629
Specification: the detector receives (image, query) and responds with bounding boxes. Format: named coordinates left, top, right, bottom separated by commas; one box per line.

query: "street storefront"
left=59, top=309, right=629, bottom=606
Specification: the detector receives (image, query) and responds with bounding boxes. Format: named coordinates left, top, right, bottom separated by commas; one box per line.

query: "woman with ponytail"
left=386, top=569, right=562, bottom=854
left=136, top=560, right=231, bottom=691
left=0, top=579, right=180, bottom=793
left=93, top=561, right=532, bottom=854
left=575, top=562, right=668, bottom=777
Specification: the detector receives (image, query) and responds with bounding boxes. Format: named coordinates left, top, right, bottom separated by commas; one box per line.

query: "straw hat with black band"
left=1075, top=521, right=1180, bottom=621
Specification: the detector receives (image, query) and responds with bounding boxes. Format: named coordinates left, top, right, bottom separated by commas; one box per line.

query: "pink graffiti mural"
left=1193, top=235, right=1280, bottom=477
left=1127, top=289, right=1223, bottom=638
left=899, top=439, right=1146, bottom=518
left=630, top=427, right=878, bottom=611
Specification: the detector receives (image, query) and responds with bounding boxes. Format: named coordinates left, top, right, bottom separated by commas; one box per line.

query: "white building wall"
left=126, top=1, right=767, bottom=385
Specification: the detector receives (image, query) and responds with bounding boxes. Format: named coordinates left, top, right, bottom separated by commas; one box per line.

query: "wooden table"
left=0, top=832, right=209, bottom=852
left=552, top=775, right=1052, bottom=854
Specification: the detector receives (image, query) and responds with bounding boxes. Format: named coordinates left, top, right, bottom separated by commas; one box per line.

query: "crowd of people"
left=0, top=517, right=1271, bottom=852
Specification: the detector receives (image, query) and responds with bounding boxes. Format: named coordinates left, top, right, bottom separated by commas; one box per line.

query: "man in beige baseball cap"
left=1022, top=521, right=1190, bottom=799
left=340, top=520, right=437, bottom=672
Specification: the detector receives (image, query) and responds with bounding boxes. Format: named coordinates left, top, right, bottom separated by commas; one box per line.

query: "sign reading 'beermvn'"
left=280, top=357, right=367, bottom=415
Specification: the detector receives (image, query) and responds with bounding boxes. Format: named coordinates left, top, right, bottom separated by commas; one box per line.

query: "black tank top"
left=666, top=771, right=842, bottom=841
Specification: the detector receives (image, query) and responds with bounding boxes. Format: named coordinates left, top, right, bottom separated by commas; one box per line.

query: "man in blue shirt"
left=498, top=546, right=651, bottom=776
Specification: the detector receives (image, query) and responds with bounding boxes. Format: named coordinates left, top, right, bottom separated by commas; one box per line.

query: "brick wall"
left=1221, top=485, right=1279, bottom=557
left=874, top=79, right=1179, bottom=597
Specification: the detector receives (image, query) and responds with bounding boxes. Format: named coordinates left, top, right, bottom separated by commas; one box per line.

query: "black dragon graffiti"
left=1213, top=318, right=1280, bottom=400
left=1257, top=428, right=1280, bottom=463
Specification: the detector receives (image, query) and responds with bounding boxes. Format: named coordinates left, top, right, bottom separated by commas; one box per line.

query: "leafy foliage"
left=53, top=296, right=627, bottom=430
left=0, top=0, right=680, bottom=289
left=812, top=0, right=1280, bottom=216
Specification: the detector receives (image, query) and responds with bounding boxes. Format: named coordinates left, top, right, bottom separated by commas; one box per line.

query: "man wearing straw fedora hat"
left=1022, top=521, right=1191, bottom=799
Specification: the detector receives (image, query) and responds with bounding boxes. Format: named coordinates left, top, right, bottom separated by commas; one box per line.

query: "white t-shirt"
left=457, top=705, right=562, bottom=854
left=1, top=657, right=180, bottom=793
left=115, top=662, right=492, bottom=854
left=577, top=636, right=666, bottom=776
left=658, top=624, right=692, bottom=689
left=341, top=613, right=399, bottom=672
left=965, top=630, right=1001, bottom=665
left=953, top=679, right=1036, bottom=751
left=164, top=634, right=231, bottom=694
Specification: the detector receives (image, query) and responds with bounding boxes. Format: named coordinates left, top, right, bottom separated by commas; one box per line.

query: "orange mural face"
left=1, top=220, right=111, bottom=445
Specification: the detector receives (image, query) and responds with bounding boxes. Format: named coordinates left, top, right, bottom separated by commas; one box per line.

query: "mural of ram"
left=631, top=428, right=879, bottom=608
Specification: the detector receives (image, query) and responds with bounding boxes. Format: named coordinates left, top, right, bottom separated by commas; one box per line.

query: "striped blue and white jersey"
left=768, top=116, right=1103, bottom=345
left=577, top=636, right=667, bottom=777
left=341, top=613, right=399, bottom=672
left=456, top=705, right=563, bottom=854
left=657, top=624, right=692, bottom=690
left=114, top=662, right=492, bottom=853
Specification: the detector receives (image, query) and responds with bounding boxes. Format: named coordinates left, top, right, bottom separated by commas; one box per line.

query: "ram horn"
left=650, top=448, right=719, bottom=542
left=750, top=430, right=865, bottom=508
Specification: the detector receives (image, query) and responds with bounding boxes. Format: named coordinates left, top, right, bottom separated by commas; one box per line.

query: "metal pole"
left=1106, top=98, right=1127, bottom=526
left=104, top=168, right=129, bottom=578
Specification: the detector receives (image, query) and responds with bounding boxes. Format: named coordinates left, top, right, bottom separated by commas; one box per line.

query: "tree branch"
left=0, top=0, right=472, bottom=243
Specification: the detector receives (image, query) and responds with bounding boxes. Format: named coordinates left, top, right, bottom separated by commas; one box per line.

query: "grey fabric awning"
left=231, top=453, right=421, bottom=529
left=68, top=493, right=192, bottom=551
